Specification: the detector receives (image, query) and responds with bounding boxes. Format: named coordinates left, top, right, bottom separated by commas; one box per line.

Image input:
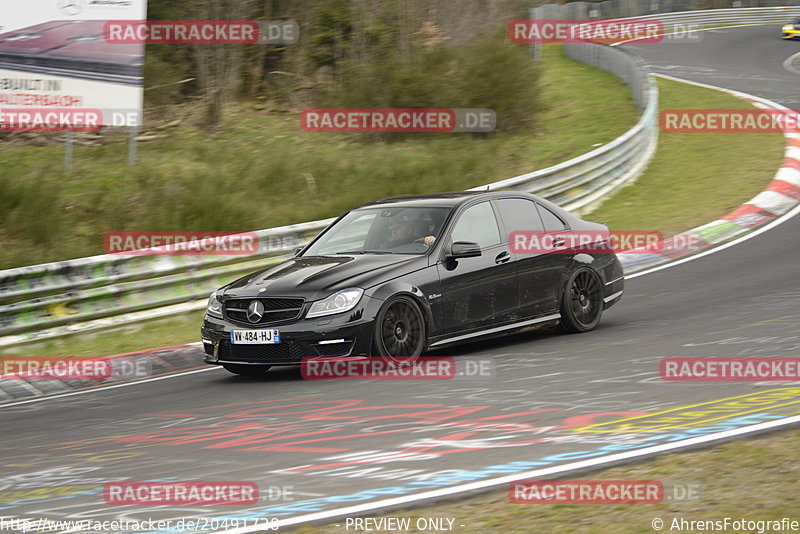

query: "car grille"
left=218, top=340, right=306, bottom=363
left=224, top=297, right=304, bottom=325
left=216, top=338, right=355, bottom=363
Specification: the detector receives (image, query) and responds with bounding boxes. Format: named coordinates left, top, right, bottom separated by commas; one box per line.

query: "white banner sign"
left=0, top=0, right=147, bottom=128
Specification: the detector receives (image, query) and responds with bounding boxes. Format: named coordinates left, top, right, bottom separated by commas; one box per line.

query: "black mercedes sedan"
left=201, top=191, right=624, bottom=375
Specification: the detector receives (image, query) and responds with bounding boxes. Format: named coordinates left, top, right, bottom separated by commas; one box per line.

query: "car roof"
left=350, top=190, right=591, bottom=228
left=355, top=190, right=541, bottom=209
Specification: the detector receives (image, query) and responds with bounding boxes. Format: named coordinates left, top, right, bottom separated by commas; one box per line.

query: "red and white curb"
left=0, top=343, right=205, bottom=402
left=617, top=73, right=800, bottom=272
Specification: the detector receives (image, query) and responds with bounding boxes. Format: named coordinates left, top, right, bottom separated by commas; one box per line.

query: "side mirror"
left=449, top=241, right=481, bottom=259
left=294, top=246, right=304, bottom=256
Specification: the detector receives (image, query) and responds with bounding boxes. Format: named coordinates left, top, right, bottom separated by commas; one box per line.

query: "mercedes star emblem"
left=246, top=301, right=265, bottom=323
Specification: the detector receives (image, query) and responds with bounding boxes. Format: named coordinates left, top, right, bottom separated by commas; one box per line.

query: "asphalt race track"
left=623, top=23, right=800, bottom=107
left=2, top=24, right=800, bottom=534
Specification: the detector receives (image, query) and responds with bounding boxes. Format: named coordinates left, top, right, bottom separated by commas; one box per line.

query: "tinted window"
left=537, top=205, right=567, bottom=231
left=497, top=198, right=544, bottom=237
left=303, top=206, right=451, bottom=256
left=450, top=202, right=501, bottom=249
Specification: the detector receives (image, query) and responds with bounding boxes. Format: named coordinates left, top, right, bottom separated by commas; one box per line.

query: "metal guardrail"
left=473, top=42, right=658, bottom=216
left=0, top=221, right=332, bottom=338
left=0, top=41, right=659, bottom=347
left=622, top=6, right=800, bottom=24
left=531, top=1, right=800, bottom=21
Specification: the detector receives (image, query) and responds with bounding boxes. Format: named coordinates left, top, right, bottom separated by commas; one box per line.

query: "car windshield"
left=303, top=206, right=452, bottom=256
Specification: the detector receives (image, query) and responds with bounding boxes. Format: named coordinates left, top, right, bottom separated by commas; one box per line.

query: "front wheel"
left=558, top=268, right=603, bottom=333
left=372, top=296, right=427, bottom=364
left=222, top=363, right=271, bottom=376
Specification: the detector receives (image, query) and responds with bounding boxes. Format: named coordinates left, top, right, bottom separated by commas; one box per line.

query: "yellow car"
left=781, top=18, right=800, bottom=39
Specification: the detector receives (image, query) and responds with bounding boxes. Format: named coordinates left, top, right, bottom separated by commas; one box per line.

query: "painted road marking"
left=207, top=414, right=800, bottom=534
left=574, top=387, right=800, bottom=433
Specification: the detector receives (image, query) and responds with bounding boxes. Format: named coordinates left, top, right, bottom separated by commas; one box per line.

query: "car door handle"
left=495, top=251, right=511, bottom=264
left=553, top=236, right=566, bottom=247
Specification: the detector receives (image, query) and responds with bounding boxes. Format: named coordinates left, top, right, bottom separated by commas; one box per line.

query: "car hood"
left=222, top=254, right=423, bottom=300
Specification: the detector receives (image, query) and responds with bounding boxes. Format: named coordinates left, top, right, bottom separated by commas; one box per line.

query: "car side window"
left=537, top=204, right=567, bottom=231
left=450, top=202, right=501, bottom=249
left=496, top=198, right=545, bottom=237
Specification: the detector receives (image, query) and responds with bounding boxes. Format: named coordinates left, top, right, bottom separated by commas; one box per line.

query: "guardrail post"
left=64, top=132, right=73, bottom=173
left=129, top=126, right=138, bottom=166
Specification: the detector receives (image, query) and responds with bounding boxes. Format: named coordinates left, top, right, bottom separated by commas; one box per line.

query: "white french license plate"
left=230, top=329, right=281, bottom=344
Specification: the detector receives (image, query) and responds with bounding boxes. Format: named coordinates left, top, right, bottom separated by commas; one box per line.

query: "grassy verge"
left=587, top=76, right=785, bottom=232
left=290, top=427, right=800, bottom=533
left=0, top=44, right=635, bottom=270
left=0, top=311, right=206, bottom=359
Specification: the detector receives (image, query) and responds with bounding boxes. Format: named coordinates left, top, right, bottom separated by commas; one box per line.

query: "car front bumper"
left=200, top=305, right=378, bottom=366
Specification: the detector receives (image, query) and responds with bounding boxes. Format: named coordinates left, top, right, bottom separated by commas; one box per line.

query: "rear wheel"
left=222, top=363, right=271, bottom=376
left=559, top=268, right=603, bottom=333
left=373, top=296, right=427, bottom=364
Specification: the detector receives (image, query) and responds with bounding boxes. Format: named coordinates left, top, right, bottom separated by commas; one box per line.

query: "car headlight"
left=783, top=25, right=794, bottom=31
left=206, top=291, right=223, bottom=318
left=306, top=288, right=364, bottom=318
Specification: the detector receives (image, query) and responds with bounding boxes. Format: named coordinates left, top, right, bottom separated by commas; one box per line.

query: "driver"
left=411, top=219, right=436, bottom=247
left=386, top=219, right=435, bottom=249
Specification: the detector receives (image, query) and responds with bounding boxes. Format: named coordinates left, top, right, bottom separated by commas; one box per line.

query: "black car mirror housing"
left=449, top=241, right=482, bottom=258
